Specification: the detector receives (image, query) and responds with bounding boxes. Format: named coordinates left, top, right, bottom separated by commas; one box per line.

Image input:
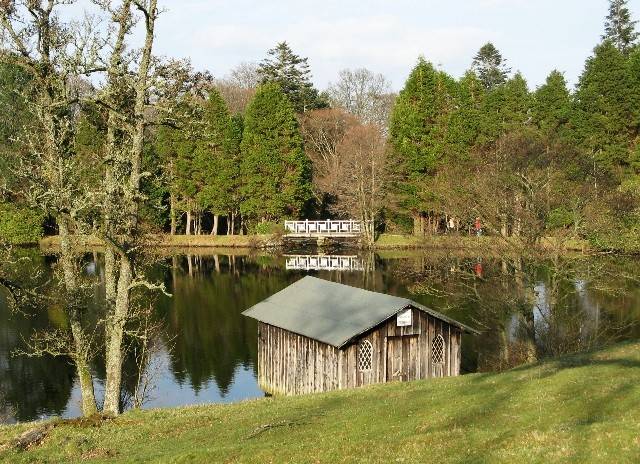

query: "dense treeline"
left=1, top=1, right=640, bottom=250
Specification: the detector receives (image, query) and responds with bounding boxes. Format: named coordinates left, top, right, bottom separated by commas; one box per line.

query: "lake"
left=1, top=248, right=639, bottom=423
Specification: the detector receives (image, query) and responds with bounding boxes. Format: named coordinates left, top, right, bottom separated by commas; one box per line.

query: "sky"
left=81, top=0, right=640, bottom=91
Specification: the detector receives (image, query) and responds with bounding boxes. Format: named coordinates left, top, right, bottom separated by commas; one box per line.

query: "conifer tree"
left=240, top=83, right=311, bottom=223
left=603, top=0, right=639, bottom=55
left=533, top=70, right=571, bottom=137
left=471, top=42, right=511, bottom=91
left=195, top=88, right=240, bottom=234
left=388, top=57, right=458, bottom=233
left=478, top=73, right=531, bottom=144
left=572, top=41, right=640, bottom=172
left=257, top=42, right=326, bottom=113
left=446, top=71, right=485, bottom=159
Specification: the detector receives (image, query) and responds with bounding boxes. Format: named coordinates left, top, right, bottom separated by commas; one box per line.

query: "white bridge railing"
left=284, top=219, right=367, bottom=236
left=285, top=255, right=364, bottom=271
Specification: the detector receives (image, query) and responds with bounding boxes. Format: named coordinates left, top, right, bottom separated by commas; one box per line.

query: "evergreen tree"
left=388, top=57, right=458, bottom=231
left=572, top=41, right=640, bottom=172
left=195, top=88, right=241, bottom=234
left=478, top=73, right=531, bottom=144
left=446, top=71, right=485, bottom=160
left=532, top=70, right=571, bottom=137
left=0, top=62, right=32, bottom=197
left=240, top=83, right=311, bottom=223
left=603, top=0, right=639, bottom=55
left=257, top=42, right=326, bottom=113
left=471, top=42, right=511, bottom=91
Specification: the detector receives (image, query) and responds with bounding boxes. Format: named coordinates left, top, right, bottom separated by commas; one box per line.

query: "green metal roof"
left=242, top=276, right=478, bottom=348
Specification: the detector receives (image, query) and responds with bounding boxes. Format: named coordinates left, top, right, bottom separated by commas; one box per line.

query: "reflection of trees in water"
left=0, top=293, right=75, bottom=422
left=395, top=253, right=640, bottom=373
left=159, top=255, right=278, bottom=394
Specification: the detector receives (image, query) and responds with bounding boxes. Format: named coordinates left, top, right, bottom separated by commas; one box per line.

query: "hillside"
left=1, top=341, right=639, bottom=463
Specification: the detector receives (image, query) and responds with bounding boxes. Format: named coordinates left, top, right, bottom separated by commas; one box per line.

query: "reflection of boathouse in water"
left=242, top=276, right=478, bottom=395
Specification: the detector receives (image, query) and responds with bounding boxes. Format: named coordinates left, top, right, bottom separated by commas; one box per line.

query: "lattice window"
left=432, top=334, right=445, bottom=364
left=358, top=340, right=373, bottom=371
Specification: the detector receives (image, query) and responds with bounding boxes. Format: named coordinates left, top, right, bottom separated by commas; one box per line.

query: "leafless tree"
left=0, top=0, right=108, bottom=416
left=334, top=124, right=389, bottom=245
left=300, top=108, right=359, bottom=201
left=327, top=68, right=395, bottom=130
left=1, top=0, right=167, bottom=417
left=215, top=61, right=259, bottom=114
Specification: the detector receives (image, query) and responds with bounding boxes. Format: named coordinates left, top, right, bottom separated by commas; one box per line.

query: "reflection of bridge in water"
left=285, top=255, right=364, bottom=271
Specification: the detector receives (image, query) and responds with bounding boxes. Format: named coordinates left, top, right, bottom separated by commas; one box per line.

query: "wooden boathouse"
left=242, top=276, right=478, bottom=396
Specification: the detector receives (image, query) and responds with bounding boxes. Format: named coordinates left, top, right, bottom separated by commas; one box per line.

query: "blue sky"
left=77, top=0, right=640, bottom=91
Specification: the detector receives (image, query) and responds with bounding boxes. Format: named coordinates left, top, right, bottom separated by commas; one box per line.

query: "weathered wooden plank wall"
left=258, top=306, right=463, bottom=396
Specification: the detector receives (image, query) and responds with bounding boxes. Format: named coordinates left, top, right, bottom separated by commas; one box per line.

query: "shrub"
left=254, top=220, right=285, bottom=235
left=0, top=202, right=44, bottom=244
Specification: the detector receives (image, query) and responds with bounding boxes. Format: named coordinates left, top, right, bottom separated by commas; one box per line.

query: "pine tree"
left=603, top=0, right=639, bottom=55
left=388, top=57, right=458, bottom=232
left=258, top=42, right=326, bottom=113
left=532, top=70, right=571, bottom=137
left=240, top=83, right=311, bottom=223
left=572, top=41, right=640, bottom=172
left=471, top=42, right=511, bottom=91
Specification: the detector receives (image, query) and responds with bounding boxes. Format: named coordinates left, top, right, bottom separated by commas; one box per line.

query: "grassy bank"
left=374, top=233, right=590, bottom=252
left=39, top=234, right=278, bottom=252
left=1, top=341, right=638, bottom=463
left=38, top=233, right=591, bottom=254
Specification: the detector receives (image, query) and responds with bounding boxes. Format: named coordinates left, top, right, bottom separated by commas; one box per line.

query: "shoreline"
left=37, top=233, right=592, bottom=254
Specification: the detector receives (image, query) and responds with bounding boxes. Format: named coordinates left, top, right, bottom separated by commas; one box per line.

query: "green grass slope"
left=1, top=341, right=639, bottom=463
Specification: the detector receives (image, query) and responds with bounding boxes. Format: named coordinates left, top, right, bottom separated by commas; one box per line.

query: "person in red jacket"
left=474, top=217, right=482, bottom=236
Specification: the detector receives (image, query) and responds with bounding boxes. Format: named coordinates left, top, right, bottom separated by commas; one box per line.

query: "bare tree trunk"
left=103, top=255, right=133, bottom=415
left=102, top=0, right=158, bottom=416
left=211, top=215, right=219, bottom=236
left=186, top=210, right=192, bottom=235
left=170, top=192, right=177, bottom=235
left=412, top=214, right=421, bottom=236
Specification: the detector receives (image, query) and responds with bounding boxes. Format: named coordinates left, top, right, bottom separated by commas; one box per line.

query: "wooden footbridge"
left=284, top=220, right=366, bottom=238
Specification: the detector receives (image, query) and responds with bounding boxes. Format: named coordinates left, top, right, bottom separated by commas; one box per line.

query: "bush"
left=254, top=221, right=285, bottom=235
left=546, top=207, right=575, bottom=230
left=0, top=202, right=44, bottom=244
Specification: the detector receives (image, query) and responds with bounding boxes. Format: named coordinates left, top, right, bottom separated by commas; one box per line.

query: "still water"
left=1, top=249, right=639, bottom=422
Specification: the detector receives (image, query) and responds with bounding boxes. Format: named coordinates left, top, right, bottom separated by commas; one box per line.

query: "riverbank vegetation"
left=2, top=1, right=640, bottom=251
left=1, top=340, right=638, bottom=462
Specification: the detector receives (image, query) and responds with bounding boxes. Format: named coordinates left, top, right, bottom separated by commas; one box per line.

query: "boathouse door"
left=386, top=335, right=418, bottom=382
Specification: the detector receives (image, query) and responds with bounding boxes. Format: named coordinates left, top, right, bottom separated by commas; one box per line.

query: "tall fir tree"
left=478, top=73, right=531, bottom=144
left=257, top=42, right=327, bottom=113
left=572, top=40, right=640, bottom=173
left=471, top=42, right=511, bottom=91
left=195, top=88, right=240, bottom=234
left=446, top=71, right=485, bottom=160
left=388, top=57, right=458, bottom=232
left=240, top=83, right=311, bottom=223
left=532, top=70, right=571, bottom=137
left=603, top=0, right=639, bottom=55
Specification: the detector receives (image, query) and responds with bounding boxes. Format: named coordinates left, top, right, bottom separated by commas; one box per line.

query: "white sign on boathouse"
left=396, top=308, right=412, bottom=327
